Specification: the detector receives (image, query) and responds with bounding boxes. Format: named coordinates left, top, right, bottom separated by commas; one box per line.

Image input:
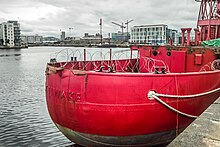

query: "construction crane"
left=125, top=19, right=134, bottom=42
left=195, top=0, right=220, bottom=44
left=99, top=18, right=103, bottom=46
left=112, top=21, right=126, bottom=42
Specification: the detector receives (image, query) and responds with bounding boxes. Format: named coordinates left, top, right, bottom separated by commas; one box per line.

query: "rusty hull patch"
left=71, top=70, right=87, bottom=76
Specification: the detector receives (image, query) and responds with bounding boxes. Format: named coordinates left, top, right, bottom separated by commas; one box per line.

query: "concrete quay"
left=168, top=98, right=220, bottom=147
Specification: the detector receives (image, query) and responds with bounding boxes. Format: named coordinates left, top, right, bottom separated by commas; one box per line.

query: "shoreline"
left=0, top=46, right=28, bottom=49
left=29, top=44, right=130, bottom=48
left=0, top=45, right=130, bottom=49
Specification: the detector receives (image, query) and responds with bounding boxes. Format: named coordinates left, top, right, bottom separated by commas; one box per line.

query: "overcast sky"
left=0, top=0, right=199, bottom=38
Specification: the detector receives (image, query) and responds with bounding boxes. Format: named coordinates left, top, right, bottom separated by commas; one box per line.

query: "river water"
left=0, top=46, right=133, bottom=147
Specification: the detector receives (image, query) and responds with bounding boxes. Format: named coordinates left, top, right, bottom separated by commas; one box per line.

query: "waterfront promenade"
left=169, top=98, right=220, bottom=147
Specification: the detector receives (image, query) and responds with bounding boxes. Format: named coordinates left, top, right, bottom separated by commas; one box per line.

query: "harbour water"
left=0, top=47, right=219, bottom=147
left=0, top=46, right=133, bottom=147
left=0, top=47, right=73, bottom=147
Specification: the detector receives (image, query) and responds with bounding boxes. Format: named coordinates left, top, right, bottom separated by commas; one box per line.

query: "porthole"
left=167, top=52, right=171, bottom=56
left=152, top=51, right=158, bottom=56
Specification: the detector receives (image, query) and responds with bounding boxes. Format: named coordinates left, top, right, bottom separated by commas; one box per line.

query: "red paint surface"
left=137, top=46, right=217, bottom=73
left=46, top=46, right=220, bottom=144
left=195, top=54, right=203, bottom=65
left=46, top=70, right=220, bottom=136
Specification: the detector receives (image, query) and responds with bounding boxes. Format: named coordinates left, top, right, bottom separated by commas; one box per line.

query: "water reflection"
left=0, top=47, right=75, bottom=146
left=0, top=54, right=21, bottom=57
left=0, top=47, right=132, bottom=147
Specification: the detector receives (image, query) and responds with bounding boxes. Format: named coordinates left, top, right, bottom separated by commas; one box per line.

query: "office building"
left=131, top=24, right=178, bottom=45
left=111, top=31, right=130, bottom=42
left=21, top=34, right=43, bottom=44
left=61, top=31, right=65, bottom=41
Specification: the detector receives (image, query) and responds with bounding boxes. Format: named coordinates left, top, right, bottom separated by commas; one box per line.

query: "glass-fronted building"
left=131, top=24, right=178, bottom=45
left=111, top=31, right=130, bottom=42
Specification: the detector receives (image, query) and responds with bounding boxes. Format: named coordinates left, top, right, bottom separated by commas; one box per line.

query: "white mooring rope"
left=148, top=88, right=220, bottom=118
left=152, top=88, right=220, bottom=99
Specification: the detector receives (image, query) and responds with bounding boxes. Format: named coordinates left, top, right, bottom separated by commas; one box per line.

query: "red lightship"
left=45, top=0, right=220, bottom=146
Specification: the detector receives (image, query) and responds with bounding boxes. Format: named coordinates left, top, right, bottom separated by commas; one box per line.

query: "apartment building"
left=0, top=21, right=21, bottom=47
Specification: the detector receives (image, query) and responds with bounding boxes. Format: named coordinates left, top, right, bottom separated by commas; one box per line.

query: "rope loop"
left=148, top=90, right=199, bottom=118
left=148, top=88, right=220, bottom=118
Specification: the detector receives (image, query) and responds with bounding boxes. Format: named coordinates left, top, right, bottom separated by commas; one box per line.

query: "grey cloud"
left=1, top=0, right=200, bottom=37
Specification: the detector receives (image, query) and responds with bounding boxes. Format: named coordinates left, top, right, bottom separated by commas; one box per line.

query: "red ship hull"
left=46, top=46, right=220, bottom=146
